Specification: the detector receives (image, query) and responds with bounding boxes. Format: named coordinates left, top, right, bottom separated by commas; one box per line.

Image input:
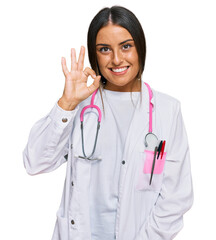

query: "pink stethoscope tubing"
left=143, top=82, right=158, bottom=147
left=80, top=89, right=102, bottom=122
left=79, top=89, right=102, bottom=160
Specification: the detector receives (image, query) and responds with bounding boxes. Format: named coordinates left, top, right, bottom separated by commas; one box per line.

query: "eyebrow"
left=96, top=39, right=134, bottom=47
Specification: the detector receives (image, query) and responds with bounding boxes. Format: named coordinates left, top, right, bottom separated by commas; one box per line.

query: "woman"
left=23, top=5, right=193, bottom=240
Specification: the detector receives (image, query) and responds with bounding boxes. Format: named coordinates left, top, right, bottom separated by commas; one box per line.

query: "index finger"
left=77, top=46, right=85, bottom=71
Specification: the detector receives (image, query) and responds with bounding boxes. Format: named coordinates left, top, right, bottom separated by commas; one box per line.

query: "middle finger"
left=71, top=48, right=77, bottom=71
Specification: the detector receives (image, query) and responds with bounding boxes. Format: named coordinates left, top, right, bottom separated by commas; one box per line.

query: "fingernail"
left=93, top=74, right=96, bottom=78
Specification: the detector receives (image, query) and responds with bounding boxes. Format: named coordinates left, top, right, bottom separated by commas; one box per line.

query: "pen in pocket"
left=149, top=146, right=158, bottom=185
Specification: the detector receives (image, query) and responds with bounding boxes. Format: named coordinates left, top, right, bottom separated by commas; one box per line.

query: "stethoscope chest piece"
left=144, top=132, right=158, bottom=150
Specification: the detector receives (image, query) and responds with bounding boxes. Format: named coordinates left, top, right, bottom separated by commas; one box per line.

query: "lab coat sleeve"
left=23, top=102, right=79, bottom=175
left=135, top=102, right=194, bottom=240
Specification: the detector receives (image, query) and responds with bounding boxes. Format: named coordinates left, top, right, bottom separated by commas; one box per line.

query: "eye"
left=122, top=44, right=132, bottom=50
left=99, top=47, right=110, bottom=52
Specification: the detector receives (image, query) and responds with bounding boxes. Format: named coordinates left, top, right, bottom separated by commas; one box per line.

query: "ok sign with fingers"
left=58, top=46, right=101, bottom=111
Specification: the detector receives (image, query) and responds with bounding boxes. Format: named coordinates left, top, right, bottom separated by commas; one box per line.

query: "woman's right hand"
left=58, top=46, right=101, bottom=111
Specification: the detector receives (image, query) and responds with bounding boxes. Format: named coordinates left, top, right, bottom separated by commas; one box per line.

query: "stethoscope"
left=78, top=82, right=158, bottom=160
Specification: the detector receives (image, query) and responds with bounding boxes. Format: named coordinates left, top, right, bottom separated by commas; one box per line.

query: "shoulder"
left=152, top=88, right=181, bottom=113
left=151, top=88, right=182, bottom=124
left=153, top=88, right=180, bottom=106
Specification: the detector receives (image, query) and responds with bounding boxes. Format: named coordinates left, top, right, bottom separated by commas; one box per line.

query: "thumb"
left=88, top=75, right=101, bottom=95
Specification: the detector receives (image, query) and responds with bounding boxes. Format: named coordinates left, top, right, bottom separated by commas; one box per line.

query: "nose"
left=112, top=49, right=123, bottom=66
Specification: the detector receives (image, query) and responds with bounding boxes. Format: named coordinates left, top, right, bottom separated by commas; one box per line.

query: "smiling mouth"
left=109, top=66, right=129, bottom=73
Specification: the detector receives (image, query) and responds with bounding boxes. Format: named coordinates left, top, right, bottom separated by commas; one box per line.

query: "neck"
left=104, top=79, right=141, bottom=92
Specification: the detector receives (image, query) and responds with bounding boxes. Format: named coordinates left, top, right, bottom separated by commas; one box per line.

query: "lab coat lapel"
left=122, top=81, right=153, bottom=160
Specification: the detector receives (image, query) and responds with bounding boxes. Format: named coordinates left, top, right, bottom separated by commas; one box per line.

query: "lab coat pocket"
left=136, top=150, right=167, bottom=192
left=57, top=215, right=69, bottom=240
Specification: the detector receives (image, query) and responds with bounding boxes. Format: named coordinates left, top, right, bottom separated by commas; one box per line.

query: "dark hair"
left=87, top=5, right=146, bottom=87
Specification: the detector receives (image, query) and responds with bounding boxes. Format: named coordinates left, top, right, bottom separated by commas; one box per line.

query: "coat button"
left=71, top=219, right=75, bottom=225
left=62, top=118, right=68, bottom=123
left=122, top=160, right=125, bottom=164
left=71, top=181, right=74, bottom=186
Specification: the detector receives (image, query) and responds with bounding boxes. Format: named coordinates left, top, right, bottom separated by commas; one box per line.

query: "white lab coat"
left=23, top=80, right=193, bottom=240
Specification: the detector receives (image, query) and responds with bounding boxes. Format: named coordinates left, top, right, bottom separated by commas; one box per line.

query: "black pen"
left=157, top=140, right=163, bottom=159
left=149, top=146, right=158, bottom=185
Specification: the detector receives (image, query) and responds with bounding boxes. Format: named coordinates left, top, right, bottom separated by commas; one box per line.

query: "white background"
left=0, top=0, right=215, bottom=239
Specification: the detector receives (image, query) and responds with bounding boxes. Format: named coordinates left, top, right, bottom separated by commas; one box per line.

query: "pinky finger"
left=61, top=57, right=69, bottom=76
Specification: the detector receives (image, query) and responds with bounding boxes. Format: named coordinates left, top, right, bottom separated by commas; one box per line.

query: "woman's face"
left=96, top=23, right=140, bottom=92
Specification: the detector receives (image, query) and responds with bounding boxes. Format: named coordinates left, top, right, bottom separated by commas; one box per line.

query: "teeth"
left=112, top=67, right=128, bottom=73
